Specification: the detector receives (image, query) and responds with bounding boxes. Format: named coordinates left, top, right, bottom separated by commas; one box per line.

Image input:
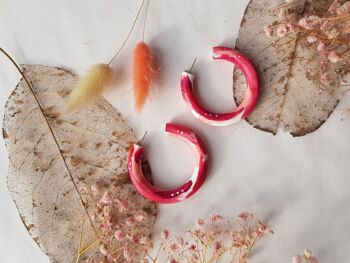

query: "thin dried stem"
left=142, top=0, right=151, bottom=41
left=108, top=0, right=147, bottom=65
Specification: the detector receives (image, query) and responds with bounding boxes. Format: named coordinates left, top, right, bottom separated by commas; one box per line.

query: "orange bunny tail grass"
left=64, top=64, right=113, bottom=113
left=133, top=41, right=154, bottom=112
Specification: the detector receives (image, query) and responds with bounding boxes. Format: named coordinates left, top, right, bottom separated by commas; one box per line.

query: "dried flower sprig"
left=146, top=212, right=273, bottom=263
left=265, top=0, right=350, bottom=64
left=77, top=179, right=156, bottom=263
left=292, top=249, right=319, bottom=263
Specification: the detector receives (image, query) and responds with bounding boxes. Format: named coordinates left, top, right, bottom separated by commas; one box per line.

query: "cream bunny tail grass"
left=64, top=64, right=113, bottom=113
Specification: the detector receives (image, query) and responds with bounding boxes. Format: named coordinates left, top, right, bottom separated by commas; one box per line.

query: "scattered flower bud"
left=161, top=229, right=170, bottom=240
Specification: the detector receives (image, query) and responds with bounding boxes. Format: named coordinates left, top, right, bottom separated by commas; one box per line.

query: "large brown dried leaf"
left=233, top=0, right=348, bottom=136
left=2, top=65, right=157, bottom=262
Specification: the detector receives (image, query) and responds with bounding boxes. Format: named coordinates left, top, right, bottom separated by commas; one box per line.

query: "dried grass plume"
left=133, top=41, right=154, bottom=112
left=64, top=64, right=113, bottom=113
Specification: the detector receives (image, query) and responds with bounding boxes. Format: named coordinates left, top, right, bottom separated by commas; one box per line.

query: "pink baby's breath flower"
left=210, top=214, right=224, bottom=223
left=321, top=73, right=331, bottom=84
left=329, top=0, right=341, bottom=14
left=79, top=184, right=88, bottom=193
left=195, top=218, right=205, bottom=229
left=317, top=42, right=326, bottom=52
left=103, top=205, right=113, bottom=217
left=237, top=212, right=254, bottom=222
left=337, top=1, right=350, bottom=15
left=292, top=255, right=302, bottom=263
left=169, top=258, right=178, bottom=263
left=257, top=222, right=274, bottom=236
left=341, top=79, right=348, bottom=85
left=264, top=26, right=274, bottom=38
left=91, top=184, right=101, bottom=196
left=214, top=241, right=222, bottom=252
left=115, top=198, right=129, bottom=212
left=299, top=16, right=320, bottom=30
left=100, top=191, right=113, bottom=205
left=170, top=242, right=179, bottom=253
left=139, top=236, right=151, bottom=245
left=99, top=244, right=108, bottom=256
left=134, top=210, right=146, bottom=221
left=310, top=257, right=319, bottom=263
left=115, top=229, right=127, bottom=241
left=276, top=25, right=289, bottom=37
left=307, top=36, right=318, bottom=43
left=231, top=232, right=245, bottom=246
left=176, top=237, right=184, bottom=246
left=287, top=22, right=297, bottom=32
left=161, top=229, right=170, bottom=240
left=126, top=217, right=136, bottom=226
left=328, top=51, right=343, bottom=63
left=189, top=243, right=197, bottom=251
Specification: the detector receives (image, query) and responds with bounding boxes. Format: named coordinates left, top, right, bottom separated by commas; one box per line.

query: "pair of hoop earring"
left=128, top=46, right=259, bottom=204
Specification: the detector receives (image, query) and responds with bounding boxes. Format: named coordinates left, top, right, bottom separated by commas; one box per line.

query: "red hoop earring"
left=181, top=46, right=259, bottom=127
left=128, top=123, right=208, bottom=204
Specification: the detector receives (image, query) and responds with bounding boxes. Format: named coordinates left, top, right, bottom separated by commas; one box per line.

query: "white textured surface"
left=1, top=0, right=350, bottom=262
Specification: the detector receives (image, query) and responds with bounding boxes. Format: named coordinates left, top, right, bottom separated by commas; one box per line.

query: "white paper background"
left=1, top=0, right=350, bottom=262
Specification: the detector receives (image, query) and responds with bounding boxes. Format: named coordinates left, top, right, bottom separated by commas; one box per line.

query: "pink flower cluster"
left=292, top=250, right=319, bottom=263
left=264, top=0, right=350, bottom=64
left=79, top=180, right=155, bottom=263
left=147, top=212, right=273, bottom=263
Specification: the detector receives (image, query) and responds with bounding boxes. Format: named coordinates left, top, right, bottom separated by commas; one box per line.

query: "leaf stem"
left=0, top=47, right=97, bottom=234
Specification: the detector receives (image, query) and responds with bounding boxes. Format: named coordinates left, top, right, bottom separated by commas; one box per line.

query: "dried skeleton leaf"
left=233, top=0, right=348, bottom=136
left=2, top=65, right=156, bottom=262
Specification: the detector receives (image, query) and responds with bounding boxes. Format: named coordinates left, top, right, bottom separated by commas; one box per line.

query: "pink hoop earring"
left=181, top=46, right=259, bottom=127
left=128, top=123, right=208, bottom=204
